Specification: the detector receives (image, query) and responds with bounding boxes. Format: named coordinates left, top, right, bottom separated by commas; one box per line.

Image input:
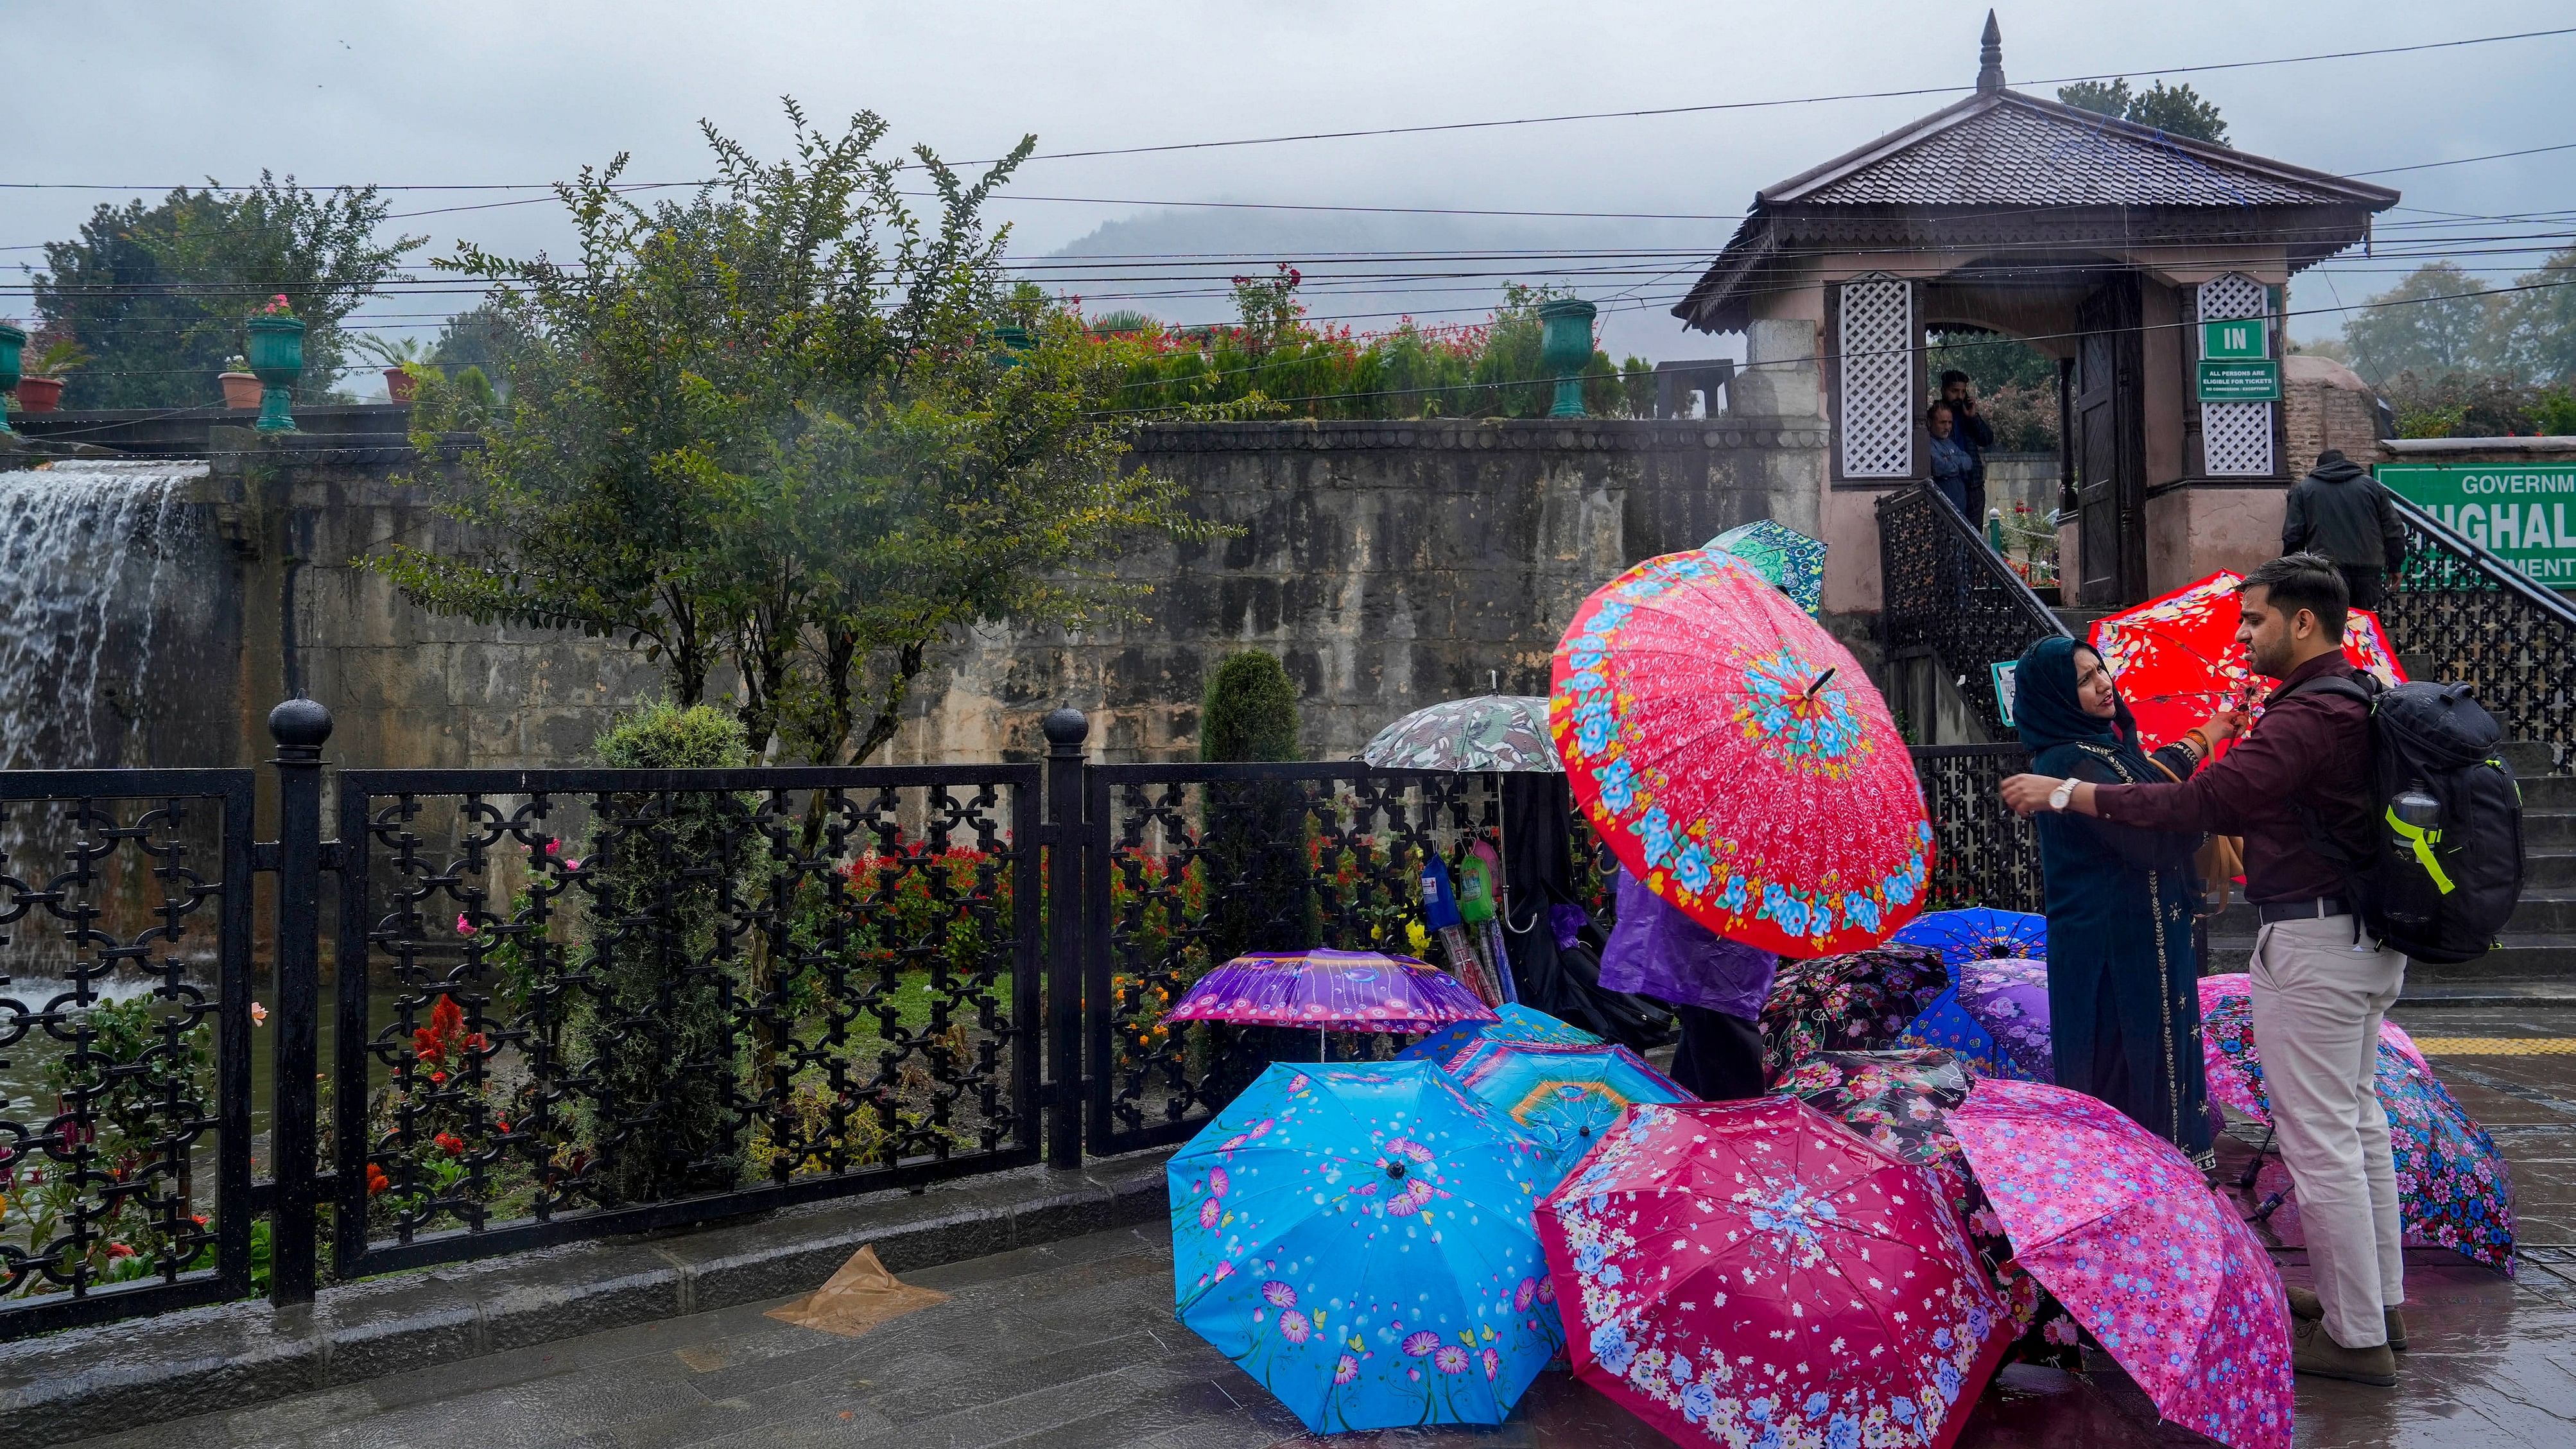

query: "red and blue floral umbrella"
left=1550, top=550, right=1932, bottom=958
left=2090, top=570, right=2406, bottom=755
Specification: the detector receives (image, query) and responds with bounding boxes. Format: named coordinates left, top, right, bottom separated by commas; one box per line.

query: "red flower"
left=107, top=1242, right=135, bottom=1259
left=365, top=1163, right=390, bottom=1195
left=434, top=1132, right=465, bottom=1157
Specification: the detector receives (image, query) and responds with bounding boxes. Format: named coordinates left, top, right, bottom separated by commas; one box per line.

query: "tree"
left=2491, top=246, right=2576, bottom=383
left=2340, top=263, right=2505, bottom=385
left=428, top=300, right=523, bottom=393
left=374, top=103, right=1221, bottom=765
left=31, top=177, right=420, bottom=408
left=2056, top=79, right=2229, bottom=145
left=1198, top=651, right=1301, bottom=762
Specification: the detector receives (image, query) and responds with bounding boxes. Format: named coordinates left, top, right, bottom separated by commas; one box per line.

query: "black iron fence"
left=2382, top=494, right=2576, bottom=771
left=1877, top=483, right=2071, bottom=739
left=1, top=702, right=2045, bottom=1341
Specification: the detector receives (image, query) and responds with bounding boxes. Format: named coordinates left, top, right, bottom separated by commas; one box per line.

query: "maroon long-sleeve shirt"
left=2091, top=651, right=2377, bottom=904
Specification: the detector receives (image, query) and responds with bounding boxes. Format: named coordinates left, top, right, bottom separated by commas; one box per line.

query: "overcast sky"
left=12, top=1, right=2573, bottom=374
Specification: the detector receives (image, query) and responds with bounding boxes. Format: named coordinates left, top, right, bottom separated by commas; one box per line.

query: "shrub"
left=1199, top=651, right=1299, bottom=763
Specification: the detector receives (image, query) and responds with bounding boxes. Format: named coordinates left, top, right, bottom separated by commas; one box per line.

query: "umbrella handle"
left=2236, top=1125, right=2274, bottom=1191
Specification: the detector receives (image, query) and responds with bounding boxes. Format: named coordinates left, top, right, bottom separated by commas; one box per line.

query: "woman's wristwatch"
left=2048, top=778, right=2077, bottom=812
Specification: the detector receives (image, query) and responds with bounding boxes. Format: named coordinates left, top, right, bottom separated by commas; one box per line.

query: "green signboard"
left=2200, top=318, right=2267, bottom=360
left=2377, top=463, right=2576, bottom=589
left=2195, top=359, right=2280, bottom=403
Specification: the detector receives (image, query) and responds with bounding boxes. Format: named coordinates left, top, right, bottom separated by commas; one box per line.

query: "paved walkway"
left=71, top=1005, right=2576, bottom=1449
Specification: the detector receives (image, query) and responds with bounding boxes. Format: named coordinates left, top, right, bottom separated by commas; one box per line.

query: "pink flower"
left=1334, top=1354, right=1359, bottom=1385
left=1435, top=1344, right=1470, bottom=1375
left=1211, top=1262, right=1233, bottom=1282
left=1514, top=1277, right=1536, bottom=1311
left=456, top=912, right=475, bottom=937
left=1535, top=1275, right=1555, bottom=1305
left=1279, top=1310, right=1310, bottom=1344
left=250, top=1002, right=268, bottom=1026
left=1208, top=1167, right=1228, bottom=1197
left=1481, top=1347, right=1500, bottom=1380
left=1402, top=1330, right=1439, bottom=1357
left=1198, top=1197, right=1222, bottom=1229
left=1261, top=1280, right=1297, bottom=1308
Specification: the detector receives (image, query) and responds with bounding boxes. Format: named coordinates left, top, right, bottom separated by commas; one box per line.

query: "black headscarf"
left=2014, top=635, right=2154, bottom=776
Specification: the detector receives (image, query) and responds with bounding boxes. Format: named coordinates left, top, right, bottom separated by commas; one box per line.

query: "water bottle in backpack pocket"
left=2294, top=676, right=2525, bottom=964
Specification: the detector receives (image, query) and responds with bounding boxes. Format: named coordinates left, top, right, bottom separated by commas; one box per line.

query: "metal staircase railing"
left=1877, top=483, right=2072, bottom=738
left=2380, top=492, right=2576, bottom=771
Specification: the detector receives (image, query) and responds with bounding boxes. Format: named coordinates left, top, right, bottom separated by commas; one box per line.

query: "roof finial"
left=1976, top=10, right=2005, bottom=94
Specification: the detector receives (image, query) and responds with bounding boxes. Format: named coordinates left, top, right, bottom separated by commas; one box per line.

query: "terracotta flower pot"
left=384, top=367, right=419, bottom=403
left=15, top=376, right=64, bottom=413
left=220, top=372, right=263, bottom=409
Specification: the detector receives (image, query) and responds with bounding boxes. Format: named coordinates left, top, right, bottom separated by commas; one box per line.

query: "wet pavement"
left=65, top=1003, right=2576, bottom=1449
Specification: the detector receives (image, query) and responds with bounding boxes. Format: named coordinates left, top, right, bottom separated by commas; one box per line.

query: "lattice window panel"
left=1840, top=275, right=1915, bottom=478
left=2199, top=273, right=2274, bottom=476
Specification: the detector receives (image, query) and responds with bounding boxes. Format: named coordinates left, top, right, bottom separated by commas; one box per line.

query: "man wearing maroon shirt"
left=2000, top=553, right=2407, bottom=1387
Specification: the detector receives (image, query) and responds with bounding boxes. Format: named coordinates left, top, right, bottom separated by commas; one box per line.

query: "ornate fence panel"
left=1082, top=763, right=1498, bottom=1156
left=329, top=765, right=1041, bottom=1277
left=0, top=770, right=255, bottom=1341
left=1878, top=483, right=2071, bottom=738
left=2382, top=494, right=2576, bottom=771
left=1911, top=746, right=2043, bottom=912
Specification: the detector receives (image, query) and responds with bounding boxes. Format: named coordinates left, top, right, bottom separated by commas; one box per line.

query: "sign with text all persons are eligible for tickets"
left=2376, top=463, right=2576, bottom=591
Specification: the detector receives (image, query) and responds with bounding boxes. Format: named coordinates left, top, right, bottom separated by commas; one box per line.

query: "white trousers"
left=2248, top=914, right=2408, bottom=1349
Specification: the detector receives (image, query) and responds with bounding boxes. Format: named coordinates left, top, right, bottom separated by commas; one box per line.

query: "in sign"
left=2202, top=319, right=2266, bottom=360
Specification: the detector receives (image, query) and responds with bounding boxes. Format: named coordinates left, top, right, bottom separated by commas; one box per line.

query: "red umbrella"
left=2089, top=570, right=2405, bottom=756
left=1536, top=1098, right=2012, bottom=1449
left=1550, top=550, right=1932, bottom=958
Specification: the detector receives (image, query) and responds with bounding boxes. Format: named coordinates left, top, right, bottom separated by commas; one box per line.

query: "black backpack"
left=2281, top=674, right=2524, bottom=964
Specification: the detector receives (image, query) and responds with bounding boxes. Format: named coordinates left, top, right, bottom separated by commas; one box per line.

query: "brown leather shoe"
left=2283, top=1287, right=2407, bottom=1350
left=2292, top=1315, right=2398, bottom=1386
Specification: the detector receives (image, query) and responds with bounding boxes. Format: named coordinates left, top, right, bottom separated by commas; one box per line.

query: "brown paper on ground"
left=765, top=1244, right=950, bottom=1338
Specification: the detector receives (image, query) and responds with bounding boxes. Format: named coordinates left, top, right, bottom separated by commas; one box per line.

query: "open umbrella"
left=1165, top=949, right=1496, bottom=1035
left=1891, top=907, right=2048, bottom=975
left=2089, top=570, right=2407, bottom=754
left=1900, top=957, right=2053, bottom=1082
left=1397, top=1002, right=1604, bottom=1071
left=1363, top=695, right=1560, bottom=773
left=1758, top=942, right=1951, bottom=1082
left=1706, top=518, right=1827, bottom=616
left=1539, top=1098, right=2012, bottom=1449
left=1450, top=1041, right=1690, bottom=1183
left=1168, top=1061, right=1564, bottom=1432
left=1950, top=1078, right=2293, bottom=1449
left=1551, top=549, right=1932, bottom=958
left=2197, top=975, right=2513, bottom=1273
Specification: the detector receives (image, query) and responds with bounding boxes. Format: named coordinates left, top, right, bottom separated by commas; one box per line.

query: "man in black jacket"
left=1938, top=370, right=1997, bottom=523
left=2281, top=449, right=2407, bottom=607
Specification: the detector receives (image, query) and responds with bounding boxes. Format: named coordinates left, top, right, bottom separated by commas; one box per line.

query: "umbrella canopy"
left=2198, top=976, right=2512, bottom=1273
left=1397, top=1002, right=1603, bottom=1072
left=1706, top=518, right=1827, bottom=616
left=1891, top=907, right=2048, bottom=975
left=1168, top=1061, right=1564, bottom=1432
left=2089, top=570, right=2407, bottom=754
left=1362, top=695, right=1562, bottom=773
left=1539, top=1098, right=2012, bottom=1449
left=1950, top=1079, right=2293, bottom=1449
left=1551, top=549, right=1932, bottom=958
left=1451, top=1042, right=1691, bottom=1183
left=1758, top=942, right=1951, bottom=1082
left=1899, top=960, right=2053, bottom=1084
left=1770, top=1047, right=1971, bottom=1168
left=1164, top=948, right=1497, bottom=1033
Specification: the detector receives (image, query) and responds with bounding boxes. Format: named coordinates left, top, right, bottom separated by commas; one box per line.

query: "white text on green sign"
left=2376, top=463, right=2576, bottom=589
left=2195, top=360, right=2279, bottom=403
left=2201, top=320, right=2265, bottom=360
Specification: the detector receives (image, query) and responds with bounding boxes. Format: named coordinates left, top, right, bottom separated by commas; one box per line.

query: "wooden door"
left=2073, top=277, right=2147, bottom=606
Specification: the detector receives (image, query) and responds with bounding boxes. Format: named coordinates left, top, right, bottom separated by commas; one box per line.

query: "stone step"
left=2531, top=851, right=2576, bottom=889
left=2526, top=810, right=2576, bottom=846
left=2206, top=932, right=2576, bottom=985
left=2216, top=889, right=2576, bottom=938
left=2518, top=770, right=2576, bottom=810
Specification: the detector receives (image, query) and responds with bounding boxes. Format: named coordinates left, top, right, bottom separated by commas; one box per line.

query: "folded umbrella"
left=1449, top=1041, right=1690, bottom=1184
left=1397, top=1001, right=1602, bottom=1072
left=1890, top=907, right=2048, bottom=975
left=1950, top=1078, right=2293, bottom=1449
left=1168, top=1061, right=1564, bottom=1432
left=1757, top=941, right=1950, bottom=1082
left=2198, top=975, right=2512, bottom=1274
left=1538, top=1098, right=2013, bottom=1449
left=1552, top=549, right=1932, bottom=957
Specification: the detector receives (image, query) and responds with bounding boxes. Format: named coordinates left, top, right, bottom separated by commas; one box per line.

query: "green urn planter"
left=0, top=320, right=23, bottom=435
left=245, top=315, right=306, bottom=434
left=1537, top=297, right=1598, bottom=419
left=991, top=324, right=1033, bottom=367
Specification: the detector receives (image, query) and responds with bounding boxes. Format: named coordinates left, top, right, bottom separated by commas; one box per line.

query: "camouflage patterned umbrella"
left=1362, top=695, right=1560, bottom=773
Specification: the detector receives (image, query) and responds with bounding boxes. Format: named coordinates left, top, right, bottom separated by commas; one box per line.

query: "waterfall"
left=0, top=459, right=211, bottom=770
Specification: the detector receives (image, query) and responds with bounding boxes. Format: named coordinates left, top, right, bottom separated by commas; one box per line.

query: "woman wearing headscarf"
left=2007, top=634, right=2215, bottom=1167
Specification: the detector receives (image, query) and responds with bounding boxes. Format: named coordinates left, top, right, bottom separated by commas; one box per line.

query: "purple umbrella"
left=1955, top=957, right=2052, bottom=1081
left=1164, top=950, right=1498, bottom=1056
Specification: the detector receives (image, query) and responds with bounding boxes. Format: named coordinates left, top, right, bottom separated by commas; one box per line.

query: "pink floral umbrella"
left=1950, top=1078, right=2292, bottom=1449
left=2197, top=972, right=2426, bottom=1120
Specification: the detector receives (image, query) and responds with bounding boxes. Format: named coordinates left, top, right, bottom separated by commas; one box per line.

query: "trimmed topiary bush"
left=1198, top=650, right=1301, bottom=763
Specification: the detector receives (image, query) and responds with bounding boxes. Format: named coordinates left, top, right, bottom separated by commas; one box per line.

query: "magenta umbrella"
left=1950, top=1078, right=2292, bottom=1449
left=1164, top=948, right=1498, bottom=1055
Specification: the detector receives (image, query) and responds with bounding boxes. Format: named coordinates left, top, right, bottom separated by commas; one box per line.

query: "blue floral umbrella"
left=1451, top=1042, right=1691, bottom=1184
left=1900, top=966, right=2054, bottom=1084
left=1168, top=1061, right=1566, bottom=1432
left=1397, top=1002, right=1603, bottom=1072
left=1890, top=907, right=2048, bottom=977
left=1706, top=519, right=1827, bottom=616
